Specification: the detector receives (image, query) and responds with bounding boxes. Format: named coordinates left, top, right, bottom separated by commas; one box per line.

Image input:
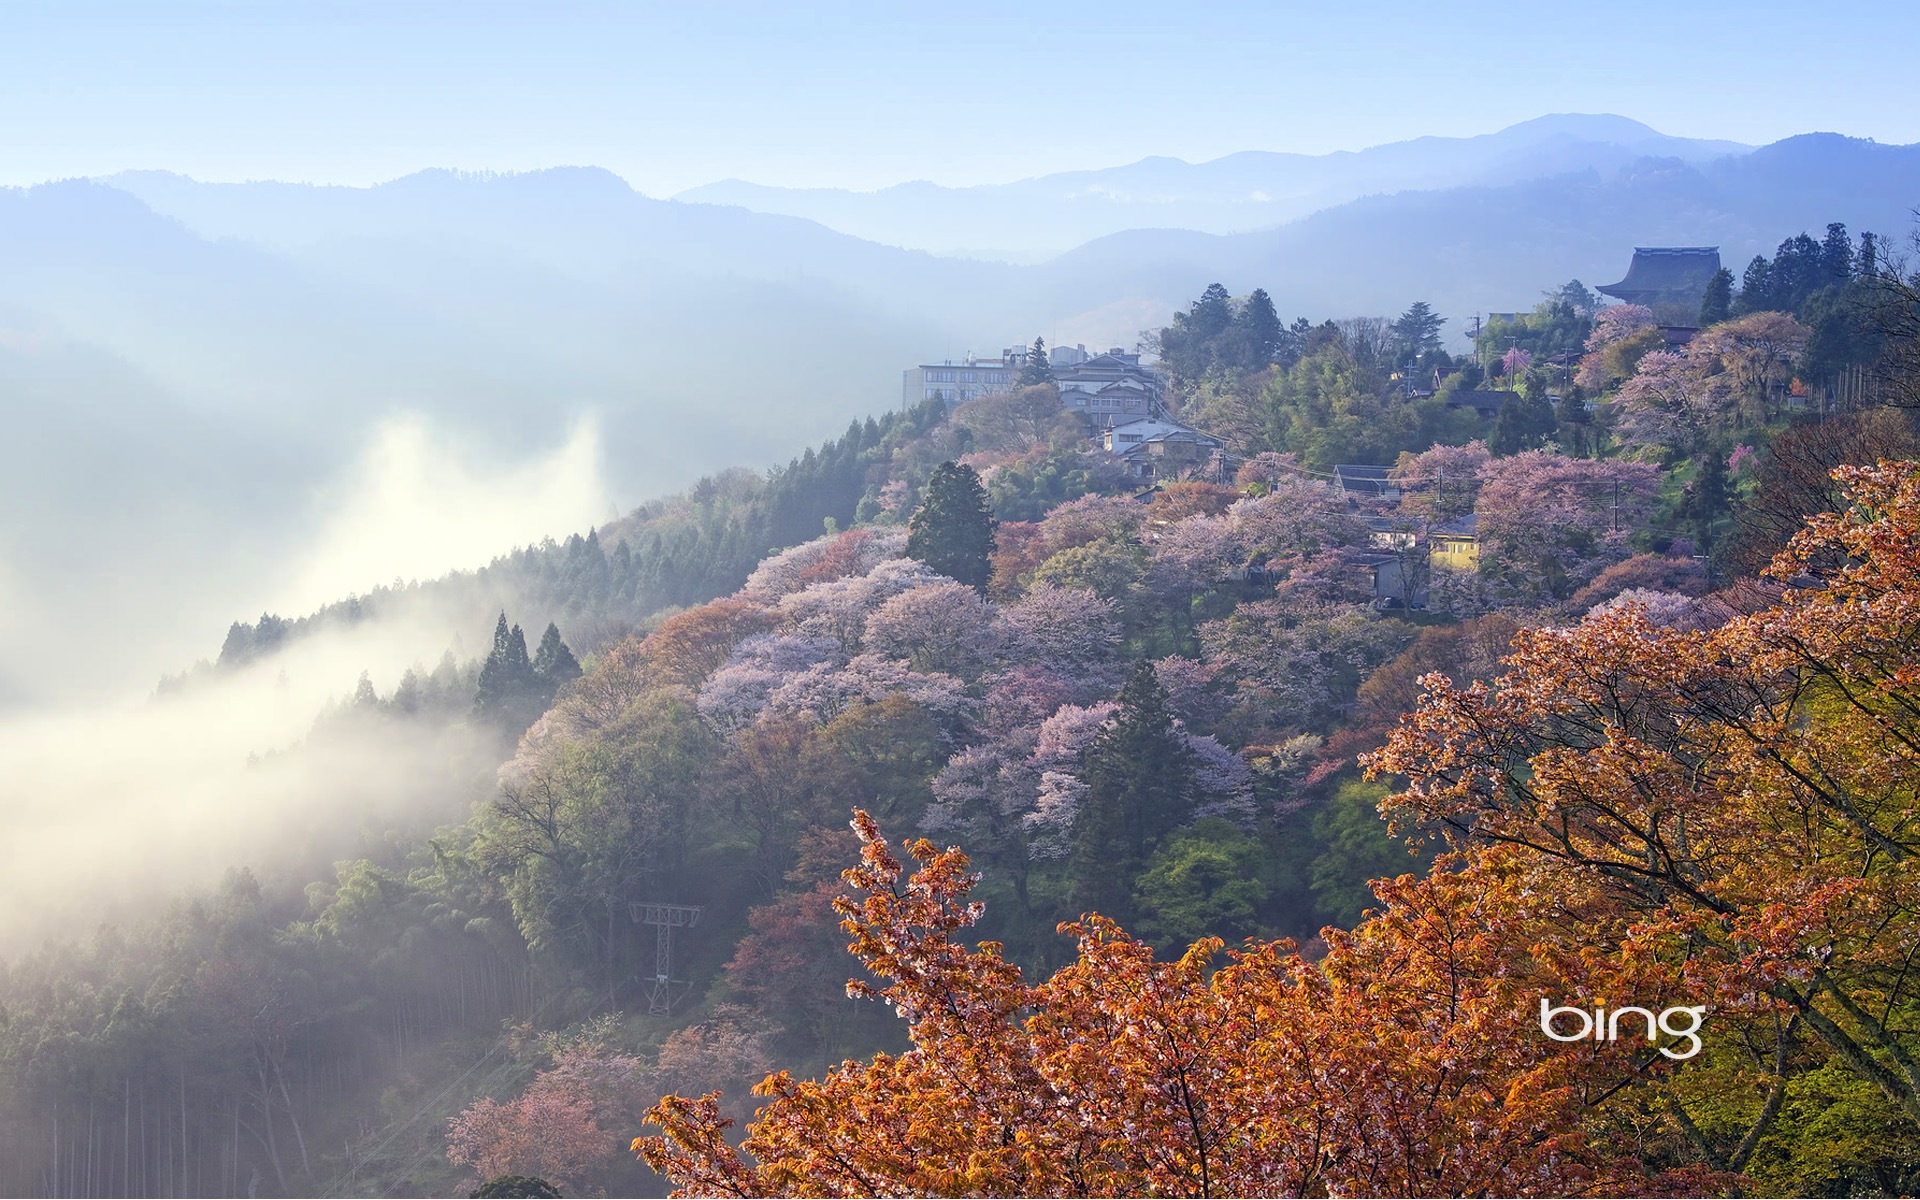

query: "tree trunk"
left=272, top=1054, right=312, bottom=1180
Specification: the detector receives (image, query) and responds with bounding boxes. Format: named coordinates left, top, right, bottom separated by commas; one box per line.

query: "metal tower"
left=630, top=902, right=702, bottom=1014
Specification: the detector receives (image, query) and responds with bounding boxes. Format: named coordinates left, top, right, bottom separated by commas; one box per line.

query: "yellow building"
left=1429, top=514, right=1480, bottom=571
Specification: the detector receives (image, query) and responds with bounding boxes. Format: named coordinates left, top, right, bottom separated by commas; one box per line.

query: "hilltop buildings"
left=902, top=347, right=1029, bottom=406
left=1598, top=247, right=1722, bottom=323
left=1103, top=417, right=1227, bottom=480
left=1054, top=349, right=1165, bottom=430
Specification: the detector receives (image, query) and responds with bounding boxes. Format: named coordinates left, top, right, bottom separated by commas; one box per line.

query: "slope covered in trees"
left=8, top=223, right=1920, bottom=1197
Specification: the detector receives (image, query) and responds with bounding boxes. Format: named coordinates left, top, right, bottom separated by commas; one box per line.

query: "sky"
left=4, top=0, right=1918, bottom=196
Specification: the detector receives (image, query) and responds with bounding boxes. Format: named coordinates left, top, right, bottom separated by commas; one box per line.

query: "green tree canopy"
left=1390, top=301, right=1446, bottom=365
left=532, top=622, right=583, bottom=688
left=1072, top=663, right=1198, bottom=923
left=1020, top=337, right=1052, bottom=386
left=905, top=461, right=997, bottom=592
left=1699, top=267, right=1734, bottom=326
left=474, top=613, right=541, bottom=728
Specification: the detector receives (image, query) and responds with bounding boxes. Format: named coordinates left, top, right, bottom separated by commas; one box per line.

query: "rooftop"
left=1598, top=247, right=1722, bottom=304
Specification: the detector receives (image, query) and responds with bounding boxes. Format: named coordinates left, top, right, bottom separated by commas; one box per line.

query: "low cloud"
left=0, top=411, right=622, bottom=952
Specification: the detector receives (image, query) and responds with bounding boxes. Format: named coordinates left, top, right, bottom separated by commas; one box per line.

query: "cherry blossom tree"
left=1035, top=493, right=1144, bottom=550
left=1391, top=440, right=1490, bottom=520
left=862, top=580, right=1000, bottom=677
left=775, top=557, right=944, bottom=651
left=740, top=528, right=908, bottom=602
left=1474, top=450, right=1660, bottom=603
left=994, top=584, right=1121, bottom=697
left=1688, top=310, right=1810, bottom=427
left=696, top=634, right=840, bottom=730
left=1576, top=302, right=1658, bottom=390
left=763, top=654, right=973, bottom=732
left=1613, top=349, right=1712, bottom=457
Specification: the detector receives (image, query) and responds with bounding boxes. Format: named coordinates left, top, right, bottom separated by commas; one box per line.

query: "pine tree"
left=905, top=462, right=996, bottom=592
left=532, top=622, right=582, bottom=688
left=1238, top=288, right=1283, bottom=368
left=1391, top=301, right=1446, bottom=365
left=473, top=612, right=538, bottom=726
left=1736, top=255, right=1773, bottom=315
left=1189, top=283, right=1234, bottom=340
left=1020, top=337, right=1052, bottom=386
left=1698, top=267, right=1734, bottom=326
left=1071, top=663, right=1197, bottom=923
left=1821, top=222, right=1854, bottom=284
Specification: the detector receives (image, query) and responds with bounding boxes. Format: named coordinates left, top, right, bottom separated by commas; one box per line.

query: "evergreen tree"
left=1489, top=396, right=1538, bottom=456
left=1736, top=255, right=1773, bottom=315
left=1390, top=301, right=1446, bottom=366
left=532, top=623, right=582, bottom=688
left=1238, top=288, right=1283, bottom=368
left=1859, top=231, right=1880, bottom=279
left=1821, top=222, right=1855, bottom=284
left=1072, top=664, right=1197, bottom=924
left=1556, top=389, right=1592, bottom=457
left=1693, top=451, right=1729, bottom=552
left=905, top=461, right=996, bottom=592
left=1189, top=283, right=1234, bottom=341
left=1020, top=337, right=1053, bottom=386
left=473, top=613, right=539, bottom=727
left=1698, top=267, right=1734, bottom=326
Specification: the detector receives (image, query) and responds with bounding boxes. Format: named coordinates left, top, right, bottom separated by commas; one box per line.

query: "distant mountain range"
left=4, top=115, right=1919, bottom=706
left=675, top=114, right=1754, bottom=259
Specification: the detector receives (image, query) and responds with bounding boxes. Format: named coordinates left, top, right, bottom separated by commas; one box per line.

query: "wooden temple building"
left=1597, top=247, right=1722, bottom=322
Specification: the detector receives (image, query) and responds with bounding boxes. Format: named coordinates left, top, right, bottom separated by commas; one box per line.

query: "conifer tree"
left=1821, top=221, right=1855, bottom=283
left=1071, top=663, right=1197, bottom=923
left=1239, top=288, right=1283, bottom=367
left=474, top=612, right=538, bottom=725
left=532, top=623, right=582, bottom=688
left=1020, top=337, right=1052, bottom=386
left=1698, top=267, right=1734, bottom=326
left=905, top=462, right=996, bottom=592
left=1391, top=300, right=1446, bottom=364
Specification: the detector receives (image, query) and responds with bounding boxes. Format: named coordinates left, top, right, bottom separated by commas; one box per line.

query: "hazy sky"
left=5, top=0, right=1918, bottom=194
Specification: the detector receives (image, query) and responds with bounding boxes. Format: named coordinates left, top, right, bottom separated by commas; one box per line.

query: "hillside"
left=9, top=227, right=1920, bottom=1193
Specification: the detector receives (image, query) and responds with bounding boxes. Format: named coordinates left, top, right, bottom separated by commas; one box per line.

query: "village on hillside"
left=899, top=237, right=1858, bottom=613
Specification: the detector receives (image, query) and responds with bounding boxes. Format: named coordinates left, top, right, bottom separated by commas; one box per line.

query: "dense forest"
left=6, top=222, right=1920, bottom=1198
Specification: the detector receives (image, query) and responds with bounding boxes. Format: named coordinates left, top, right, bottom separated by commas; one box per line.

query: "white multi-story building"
left=1053, top=349, right=1166, bottom=430
left=903, top=346, right=1030, bottom=407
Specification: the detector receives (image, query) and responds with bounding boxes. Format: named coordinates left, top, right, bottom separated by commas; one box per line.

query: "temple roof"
left=1598, top=247, right=1722, bottom=304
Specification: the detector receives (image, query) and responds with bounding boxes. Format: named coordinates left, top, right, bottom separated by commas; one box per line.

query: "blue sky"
left=5, top=0, right=1917, bottom=194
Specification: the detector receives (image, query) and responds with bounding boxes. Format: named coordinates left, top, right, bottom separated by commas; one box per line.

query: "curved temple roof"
left=1598, top=247, right=1722, bottom=306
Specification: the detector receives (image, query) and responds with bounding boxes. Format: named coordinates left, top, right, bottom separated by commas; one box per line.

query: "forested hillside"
left=6, top=222, right=1920, bottom=1197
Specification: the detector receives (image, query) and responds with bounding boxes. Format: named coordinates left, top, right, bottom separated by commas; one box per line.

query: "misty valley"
left=8, top=109, right=1920, bottom=1199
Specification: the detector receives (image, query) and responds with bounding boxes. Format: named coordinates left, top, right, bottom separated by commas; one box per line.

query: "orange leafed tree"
left=637, top=816, right=1718, bottom=1196
left=636, top=461, right=1920, bottom=1196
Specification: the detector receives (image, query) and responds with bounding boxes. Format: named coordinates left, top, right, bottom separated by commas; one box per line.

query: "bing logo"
left=1539, top=998, right=1706, bottom=1060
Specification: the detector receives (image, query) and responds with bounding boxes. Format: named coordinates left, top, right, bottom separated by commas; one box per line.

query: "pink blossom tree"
left=863, top=579, right=1000, bottom=677
left=1474, top=450, right=1660, bottom=603
left=994, top=584, right=1121, bottom=698
left=1575, top=303, right=1657, bottom=390
left=740, top=528, right=909, bottom=602
left=1390, top=440, right=1490, bottom=520
left=763, top=654, right=973, bottom=732
left=1612, top=349, right=1713, bottom=457
left=776, top=557, right=944, bottom=651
